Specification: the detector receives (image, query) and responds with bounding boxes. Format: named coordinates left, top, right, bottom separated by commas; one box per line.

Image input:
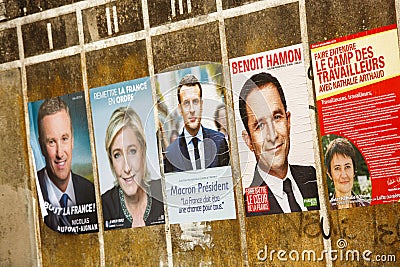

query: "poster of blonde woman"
left=90, top=77, right=165, bottom=230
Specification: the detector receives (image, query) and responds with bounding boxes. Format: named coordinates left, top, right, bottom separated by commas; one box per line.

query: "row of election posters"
left=28, top=24, right=400, bottom=234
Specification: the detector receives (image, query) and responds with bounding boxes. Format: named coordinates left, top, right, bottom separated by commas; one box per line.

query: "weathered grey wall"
left=0, top=68, right=38, bottom=267
left=0, top=0, right=399, bottom=266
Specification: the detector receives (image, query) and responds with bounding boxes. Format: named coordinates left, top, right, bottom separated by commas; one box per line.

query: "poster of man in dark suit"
left=29, top=93, right=98, bottom=233
left=157, top=63, right=236, bottom=224
left=163, top=74, right=230, bottom=173
left=230, top=45, right=320, bottom=216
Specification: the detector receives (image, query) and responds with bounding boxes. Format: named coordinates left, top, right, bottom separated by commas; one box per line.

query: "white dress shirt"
left=44, top=169, right=76, bottom=207
left=183, top=127, right=205, bottom=170
left=257, top=166, right=307, bottom=213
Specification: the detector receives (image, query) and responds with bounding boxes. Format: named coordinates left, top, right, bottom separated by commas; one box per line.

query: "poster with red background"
left=311, top=24, right=400, bottom=206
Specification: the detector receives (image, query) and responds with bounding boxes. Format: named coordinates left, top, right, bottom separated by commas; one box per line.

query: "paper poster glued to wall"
left=28, top=92, right=98, bottom=234
left=311, top=24, right=400, bottom=209
left=90, top=77, right=165, bottom=230
left=230, top=44, right=320, bottom=216
left=157, top=63, right=236, bottom=224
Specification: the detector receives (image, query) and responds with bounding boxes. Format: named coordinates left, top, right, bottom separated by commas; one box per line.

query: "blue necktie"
left=60, top=193, right=68, bottom=208
left=59, top=193, right=70, bottom=226
left=192, top=137, right=201, bottom=170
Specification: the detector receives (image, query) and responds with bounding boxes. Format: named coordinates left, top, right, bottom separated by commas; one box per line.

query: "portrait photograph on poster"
left=90, top=77, right=165, bottom=230
left=28, top=92, right=98, bottom=234
left=156, top=63, right=236, bottom=224
left=322, top=134, right=371, bottom=210
left=229, top=44, right=320, bottom=216
left=311, top=24, right=400, bottom=207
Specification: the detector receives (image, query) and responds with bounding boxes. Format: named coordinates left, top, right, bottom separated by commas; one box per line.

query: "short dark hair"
left=177, top=74, right=202, bottom=104
left=214, top=104, right=225, bottom=131
left=38, top=97, right=72, bottom=147
left=239, top=72, right=287, bottom=134
left=325, top=138, right=357, bottom=176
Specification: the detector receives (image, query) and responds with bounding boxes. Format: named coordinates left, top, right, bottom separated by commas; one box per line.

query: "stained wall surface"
left=0, top=0, right=399, bottom=266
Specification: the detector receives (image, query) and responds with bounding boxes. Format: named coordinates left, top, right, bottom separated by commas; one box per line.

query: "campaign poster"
left=157, top=63, right=236, bottom=224
left=28, top=92, right=98, bottom=234
left=90, top=77, right=165, bottom=230
left=229, top=44, right=320, bottom=216
left=311, top=24, right=400, bottom=208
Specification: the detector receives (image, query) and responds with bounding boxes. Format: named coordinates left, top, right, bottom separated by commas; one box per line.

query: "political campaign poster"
left=90, top=77, right=165, bottom=230
left=311, top=24, right=400, bottom=208
left=28, top=92, right=98, bottom=234
left=229, top=44, right=320, bottom=216
left=157, top=63, right=236, bottom=224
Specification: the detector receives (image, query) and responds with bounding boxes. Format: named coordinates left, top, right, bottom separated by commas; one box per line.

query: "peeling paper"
left=178, top=222, right=214, bottom=251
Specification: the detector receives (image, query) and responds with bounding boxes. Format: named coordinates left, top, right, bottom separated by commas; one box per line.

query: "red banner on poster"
left=245, top=186, right=270, bottom=213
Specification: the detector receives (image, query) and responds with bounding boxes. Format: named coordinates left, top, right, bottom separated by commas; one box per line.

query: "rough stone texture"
left=327, top=205, right=400, bottom=267
left=225, top=3, right=302, bottom=59
left=170, top=220, right=243, bottom=266
left=82, top=0, right=143, bottom=43
left=104, top=226, right=168, bottom=266
left=306, top=0, right=396, bottom=45
left=222, top=0, right=259, bottom=10
left=4, top=0, right=83, bottom=20
left=86, top=41, right=148, bottom=89
left=22, top=13, right=78, bottom=57
left=39, top=226, right=100, bottom=267
left=152, top=22, right=221, bottom=73
left=0, top=69, right=26, bottom=188
left=3, top=0, right=23, bottom=20
left=26, top=55, right=83, bottom=101
left=0, top=28, right=19, bottom=64
left=246, top=211, right=325, bottom=266
left=148, top=0, right=216, bottom=27
left=0, top=68, right=37, bottom=267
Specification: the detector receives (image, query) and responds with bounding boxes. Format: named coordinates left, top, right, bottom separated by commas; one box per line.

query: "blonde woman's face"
left=110, top=127, right=145, bottom=197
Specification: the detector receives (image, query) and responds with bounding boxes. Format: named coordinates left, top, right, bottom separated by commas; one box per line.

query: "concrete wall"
left=0, top=0, right=399, bottom=266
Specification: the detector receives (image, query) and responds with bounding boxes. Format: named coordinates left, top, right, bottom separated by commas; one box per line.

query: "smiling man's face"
left=41, top=109, right=74, bottom=189
left=242, top=83, right=291, bottom=179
